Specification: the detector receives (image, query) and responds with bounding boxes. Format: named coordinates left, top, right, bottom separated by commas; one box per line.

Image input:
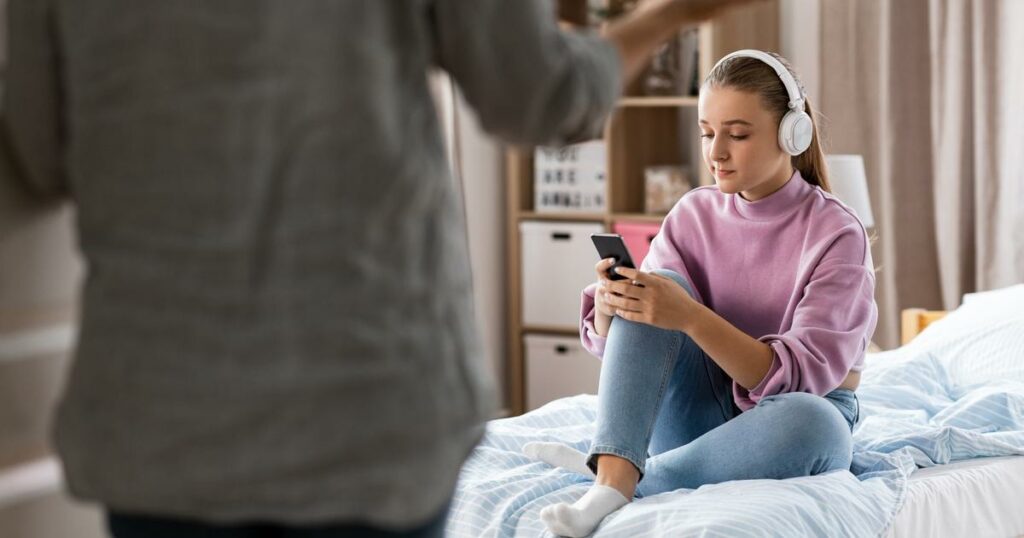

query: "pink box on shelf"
left=613, top=221, right=662, bottom=268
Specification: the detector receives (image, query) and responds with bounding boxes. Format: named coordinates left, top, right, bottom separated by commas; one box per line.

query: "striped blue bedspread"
left=448, top=286, right=1024, bottom=537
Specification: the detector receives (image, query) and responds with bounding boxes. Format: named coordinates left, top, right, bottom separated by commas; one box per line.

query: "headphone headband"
left=714, top=49, right=805, bottom=112
left=712, top=50, right=813, bottom=156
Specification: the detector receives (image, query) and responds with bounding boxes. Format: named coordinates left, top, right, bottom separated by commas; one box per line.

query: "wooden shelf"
left=522, top=325, right=581, bottom=336
left=617, top=96, right=699, bottom=107
left=504, top=2, right=780, bottom=416
left=518, top=212, right=667, bottom=224
left=518, top=211, right=606, bottom=222
left=610, top=212, right=667, bottom=223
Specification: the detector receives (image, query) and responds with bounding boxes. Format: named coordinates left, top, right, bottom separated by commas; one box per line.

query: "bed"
left=447, top=284, right=1024, bottom=537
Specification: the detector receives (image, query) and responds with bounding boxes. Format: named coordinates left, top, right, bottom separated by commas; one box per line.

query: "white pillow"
left=906, top=284, right=1024, bottom=386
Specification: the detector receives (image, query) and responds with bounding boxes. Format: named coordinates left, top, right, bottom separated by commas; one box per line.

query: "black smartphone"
left=591, top=233, right=637, bottom=281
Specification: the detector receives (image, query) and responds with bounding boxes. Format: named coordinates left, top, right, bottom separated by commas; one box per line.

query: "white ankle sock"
left=539, top=484, right=629, bottom=537
left=523, top=442, right=596, bottom=479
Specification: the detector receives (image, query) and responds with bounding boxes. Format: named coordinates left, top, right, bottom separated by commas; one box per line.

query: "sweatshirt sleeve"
left=738, top=259, right=878, bottom=406
left=579, top=282, right=607, bottom=359
left=429, top=0, right=621, bottom=146
left=1, top=0, right=68, bottom=201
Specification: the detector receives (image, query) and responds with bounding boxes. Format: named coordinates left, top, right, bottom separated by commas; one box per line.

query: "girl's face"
left=698, top=86, right=794, bottom=201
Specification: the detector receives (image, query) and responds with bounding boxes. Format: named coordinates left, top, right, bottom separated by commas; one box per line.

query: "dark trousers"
left=106, top=503, right=449, bottom=538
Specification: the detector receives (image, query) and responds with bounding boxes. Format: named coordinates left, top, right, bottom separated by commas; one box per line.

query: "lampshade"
left=825, top=154, right=874, bottom=229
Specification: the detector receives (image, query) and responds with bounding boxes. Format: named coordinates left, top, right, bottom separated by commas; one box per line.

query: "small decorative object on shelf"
left=678, top=27, right=701, bottom=96
left=534, top=141, right=607, bottom=213
left=644, top=40, right=682, bottom=96
left=644, top=165, right=692, bottom=214
left=645, top=27, right=701, bottom=96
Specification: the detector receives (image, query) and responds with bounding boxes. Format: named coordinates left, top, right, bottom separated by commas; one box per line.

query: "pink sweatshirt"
left=579, top=171, right=878, bottom=411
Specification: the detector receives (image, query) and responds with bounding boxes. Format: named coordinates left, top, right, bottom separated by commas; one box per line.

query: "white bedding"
left=892, top=455, right=1024, bottom=538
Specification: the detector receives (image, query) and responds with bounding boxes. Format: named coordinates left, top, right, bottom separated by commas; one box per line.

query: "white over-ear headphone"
left=712, top=49, right=813, bottom=156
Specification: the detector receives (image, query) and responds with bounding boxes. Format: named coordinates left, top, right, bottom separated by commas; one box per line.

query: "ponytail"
left=792, top=98, right=830, bottom=193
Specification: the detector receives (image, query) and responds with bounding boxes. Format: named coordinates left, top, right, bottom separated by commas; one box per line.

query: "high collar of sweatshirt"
left=731, top=170, right=814, bottom=222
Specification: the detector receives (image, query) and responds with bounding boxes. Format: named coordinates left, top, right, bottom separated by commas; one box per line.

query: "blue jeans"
left=586, top=269, right=859, bottom=498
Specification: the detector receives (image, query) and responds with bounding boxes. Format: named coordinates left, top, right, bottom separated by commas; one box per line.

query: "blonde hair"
left=702, top=52, right=831, bottom=193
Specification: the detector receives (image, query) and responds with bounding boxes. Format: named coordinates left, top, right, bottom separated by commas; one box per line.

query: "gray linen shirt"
left=1, top=0, right=620, bottom=526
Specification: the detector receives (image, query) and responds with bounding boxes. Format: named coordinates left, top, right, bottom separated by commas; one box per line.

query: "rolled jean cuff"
left=586, top=444, right=647, bottom=479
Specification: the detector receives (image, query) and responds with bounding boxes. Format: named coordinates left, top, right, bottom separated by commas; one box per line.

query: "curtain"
left=818, top=0, right=1024, bottom=349
left=929, top=0, right=1024, bottom=304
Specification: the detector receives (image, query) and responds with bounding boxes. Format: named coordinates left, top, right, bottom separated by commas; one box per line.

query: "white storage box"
left=520, top=221, right=604, bottom=328
left=525, top=334, right=602, bottom=412
left=534, top=141, right=606, bottom=213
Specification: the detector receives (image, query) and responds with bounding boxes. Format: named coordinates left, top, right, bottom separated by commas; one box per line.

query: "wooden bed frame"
left=900, top=308, right=948, bottom=345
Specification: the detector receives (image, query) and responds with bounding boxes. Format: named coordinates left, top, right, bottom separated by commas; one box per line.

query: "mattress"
left=891, top=456, right=1024, bottom=538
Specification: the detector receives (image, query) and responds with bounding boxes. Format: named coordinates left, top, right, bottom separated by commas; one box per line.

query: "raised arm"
left=430, top=0, right=760, bottom=146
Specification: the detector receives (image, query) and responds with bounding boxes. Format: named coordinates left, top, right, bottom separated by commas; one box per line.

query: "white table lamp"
left=825, top=154, right=874, bottom=229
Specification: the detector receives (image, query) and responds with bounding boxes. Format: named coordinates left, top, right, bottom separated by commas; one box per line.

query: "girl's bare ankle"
left=594, top=455, right=639, bottom=499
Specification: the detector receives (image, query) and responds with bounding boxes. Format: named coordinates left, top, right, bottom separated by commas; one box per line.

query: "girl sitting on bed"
left=525, top=50, right=878, bottom=537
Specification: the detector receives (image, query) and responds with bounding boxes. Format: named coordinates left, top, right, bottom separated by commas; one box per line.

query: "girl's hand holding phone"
left=603, top=265, right=701, bottom=333
left=593, top=257, right=650, bottom=336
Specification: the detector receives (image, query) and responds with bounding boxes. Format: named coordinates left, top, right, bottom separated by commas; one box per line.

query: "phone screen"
left=590, top=233, right=637, bottom=281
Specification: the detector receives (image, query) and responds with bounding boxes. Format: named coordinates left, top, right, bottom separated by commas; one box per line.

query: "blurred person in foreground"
left=0, top=0, right=757, bottom=536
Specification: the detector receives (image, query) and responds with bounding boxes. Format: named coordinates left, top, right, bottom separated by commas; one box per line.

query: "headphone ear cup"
left=778, top=111, right=814, bottom=156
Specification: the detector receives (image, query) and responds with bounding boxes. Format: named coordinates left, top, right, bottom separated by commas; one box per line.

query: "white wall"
left=453, top=94, right=508, bottom=407
left=429, top=73, right=508, bottom=407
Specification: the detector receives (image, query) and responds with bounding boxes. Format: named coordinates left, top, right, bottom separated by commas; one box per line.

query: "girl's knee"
left=763, top=393, right=841, bottom=429
left=650, top=269, right=695, bottom=298
left=760, top=392, right=852, bottom=466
